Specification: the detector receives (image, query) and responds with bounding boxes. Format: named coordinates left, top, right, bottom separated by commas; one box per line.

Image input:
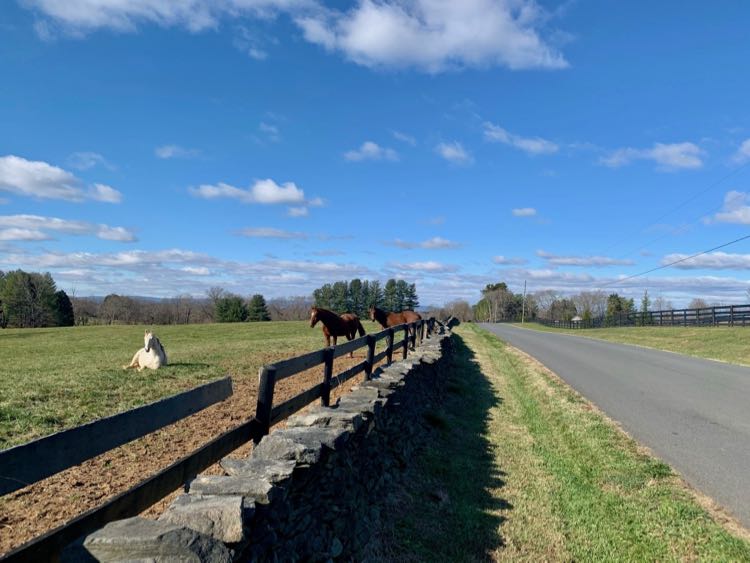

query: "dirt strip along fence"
left=0, top=318, right=434, bottom=563
left=537, top=303, right=750, bottom=329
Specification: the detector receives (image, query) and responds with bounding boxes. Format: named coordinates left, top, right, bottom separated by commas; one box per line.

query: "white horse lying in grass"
left=123, top=330, right=168, bottom=372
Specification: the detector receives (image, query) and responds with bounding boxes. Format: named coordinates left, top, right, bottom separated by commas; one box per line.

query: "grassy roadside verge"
left=513, top=322, right=750, bottom=366
left=384, top=324, right=750, bottom=561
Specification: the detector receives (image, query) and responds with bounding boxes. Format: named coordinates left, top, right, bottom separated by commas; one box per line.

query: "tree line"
left=312, top=279, right=419, bottom=318
left=0, top=270, right=74, bottom=328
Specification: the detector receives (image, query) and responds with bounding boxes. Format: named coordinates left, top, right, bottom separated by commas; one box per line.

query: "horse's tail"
left=356, top=319, right=366, bottom=337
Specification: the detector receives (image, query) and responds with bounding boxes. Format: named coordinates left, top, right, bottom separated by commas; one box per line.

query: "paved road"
left=480, top=323, right=750, bottom=527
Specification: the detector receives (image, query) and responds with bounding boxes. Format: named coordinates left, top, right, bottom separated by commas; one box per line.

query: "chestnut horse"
left=310, top=307, right=366, bottom=355
left=368, top=306, right=422, bottom=348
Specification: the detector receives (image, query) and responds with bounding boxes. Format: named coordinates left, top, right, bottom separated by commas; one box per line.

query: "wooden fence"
left=537, top=303, right=750, bottom=329
left=1, top=319, right=434, bottom=562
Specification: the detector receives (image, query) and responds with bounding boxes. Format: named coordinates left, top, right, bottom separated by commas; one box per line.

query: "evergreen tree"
left=395, top=279, right=409, bottom=310
left=313, top=283, right=333, bottom=309
left=348, top=278, right=364, bottom=317
left=54, top=290, right=75, bottom=326
left=247, top=294, right=271, bottom=321
left=640, top=289, right=651, bottom=326
left=383, top=279, right=398, bottom=311
left=405, top=283, right=419, bottom=310
left=331, top=281, right=349, bottom=312
left=215, top=295, right=248, bottom=322
left=0, top=270, right=57, bottom=328
left=366, top=280, right=384, bottom=308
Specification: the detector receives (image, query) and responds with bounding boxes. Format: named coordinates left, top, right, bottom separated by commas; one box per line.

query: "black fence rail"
left=1, top=318, right=435, bottom=563
left=537, top=303, right=750, bottom=329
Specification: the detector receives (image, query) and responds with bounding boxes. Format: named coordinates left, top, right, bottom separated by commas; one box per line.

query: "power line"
left=597, top=160, right=750, bottom=257
left=599, top=233, right=750, bottom=289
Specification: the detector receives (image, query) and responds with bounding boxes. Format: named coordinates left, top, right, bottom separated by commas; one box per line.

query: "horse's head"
left=310, top=307, right=319, bottom=328
left=144, top=330, right=156, bottom=352
left=368, top=306, right=376, bottom=321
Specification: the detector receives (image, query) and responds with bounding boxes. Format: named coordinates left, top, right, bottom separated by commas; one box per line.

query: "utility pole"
left=521, top=280, right=527, bottom=323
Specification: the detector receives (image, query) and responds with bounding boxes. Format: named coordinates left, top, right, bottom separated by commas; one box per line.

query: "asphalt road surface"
left=480, top=323, right=750, bottom=528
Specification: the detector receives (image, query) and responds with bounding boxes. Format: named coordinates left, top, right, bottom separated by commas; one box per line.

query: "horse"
left=310, top=307, right=366, bottom=356
left=123, top=330, right=168, bottom=372
left=368, top=306, right=422, bottom=348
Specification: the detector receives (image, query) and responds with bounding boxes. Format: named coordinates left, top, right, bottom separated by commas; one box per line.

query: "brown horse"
left=368, top=306, right=422, bottom=329
left=368, top=306, right=422, bottom=348
left=310, top=307, right=366, bottom=355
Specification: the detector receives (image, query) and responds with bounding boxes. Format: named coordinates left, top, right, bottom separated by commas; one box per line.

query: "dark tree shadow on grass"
left=373, top=333, right=510, bottom=561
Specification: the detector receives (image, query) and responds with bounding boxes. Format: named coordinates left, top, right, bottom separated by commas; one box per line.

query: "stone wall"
left=65, top=328, right=452, bottom=562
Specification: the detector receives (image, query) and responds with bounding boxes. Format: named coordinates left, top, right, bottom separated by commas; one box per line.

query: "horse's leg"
left=346, top=331, right=355, bottom=358
left=123, top=350, right=140, bottom=370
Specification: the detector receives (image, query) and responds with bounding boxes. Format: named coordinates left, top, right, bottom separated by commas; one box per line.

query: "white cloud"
left=155, top=144, right=200, bottom=159
left=662, top=252, right=750, bottom=270
left=0, top=214, right=136, bottom=242
left=435, top=142, right=472, bottom=165
left=181, top=266, right=211, bottom=275
left=0, top=228, right=51, bottom=241
left=484, top=122, right=558, bottom=155
left=600, top=142, right=704, bottom=171
left=392, top=130, right=416, bottom=146
left=388, top=260, right=459, bottom=273
left=296, top=0, right=568, bottom=72
left=344, top=141, right=398, bottom=162
left=287, top=206, right=309, bottom=217
left=238, top=227, right=308, bottom=239
left=190, top=179, right=306, bottom=205
left=493, top=255, right=528, bottom=265
left=536, top=250, right=635, bottom=267
left=67, top=151, right=112, bottom=170
left=731, top=139, right=750, bottom=164
left=512, top=207, right=537, bottom=217
left=0, top=155, right=122, bottom=203
left=391, top=236, right=460, bottom=249
left=89, top=183, right=123, bottom=203
left=707, top=191, right=750, bottom=225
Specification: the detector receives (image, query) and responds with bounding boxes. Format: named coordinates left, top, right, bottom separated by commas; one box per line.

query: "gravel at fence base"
left=64, top=332, right=452, bottom=562
left=0, top=354, right=372, bottom=557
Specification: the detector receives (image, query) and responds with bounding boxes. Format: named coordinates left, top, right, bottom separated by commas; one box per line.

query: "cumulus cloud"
left=512, top=207, right=537, bottom=217
left=296, top=0, right=568, bottom=72
left=484, top=122, right=559, bottom=155
left=0, top=214, right=136, bottom=242
left=155, top=144, right=201, bottom=159
left=435, top=142, right=472, bottom=165
left=0, top=155, right=123, bottom=202
left=731, top=139, right=750, bottom=164
left=25, top=0, right=569, bottom=73
left=190, top=178, right=307, bottom=205
left=238, top=227, right=309, bottom=239
left=662, top=252, right=750, bottom=270
left=707, top=191, right=750, bottom=225
left=536, top=250, right=635, bottom=267
left=390, top=236, right=461, bottom=249
left=492, top=255, right=528, bottom=265
left=344, top=141, right=398, bottom=162
left=287, top=206, right=309, bottom=217
left=600, top=142, right=704, bottom=171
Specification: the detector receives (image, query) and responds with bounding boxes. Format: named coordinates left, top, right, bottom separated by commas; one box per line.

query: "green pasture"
left=386, top=324, right=750, bottom=561
left=0, top=321, right=382, bottom=449
left=514, top=322, right=750, bottom=366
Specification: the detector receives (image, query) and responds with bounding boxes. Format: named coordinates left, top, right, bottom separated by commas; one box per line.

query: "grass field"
left=513, top=322, right=750, bottom=366
left=388, top=324, right=750, bottom=561
left=0, top=320, right=388, bottom=450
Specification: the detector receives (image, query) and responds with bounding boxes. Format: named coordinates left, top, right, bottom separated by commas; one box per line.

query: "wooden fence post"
left=255, top=366, right=277, bottom=442
left=321, top=347, right=334, bottom=407
left=365, top=334, right=376, bottom=380
left=387, top=327, right=395, bottom=364
left=402, top=325, right=409, bottom=359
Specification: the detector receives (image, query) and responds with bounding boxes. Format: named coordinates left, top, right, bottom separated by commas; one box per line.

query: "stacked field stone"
left=64, top=327, right=452, bottom=562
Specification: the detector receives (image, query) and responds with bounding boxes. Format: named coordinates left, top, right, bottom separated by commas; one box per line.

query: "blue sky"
left=2, top=1, right=750, bottom=306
